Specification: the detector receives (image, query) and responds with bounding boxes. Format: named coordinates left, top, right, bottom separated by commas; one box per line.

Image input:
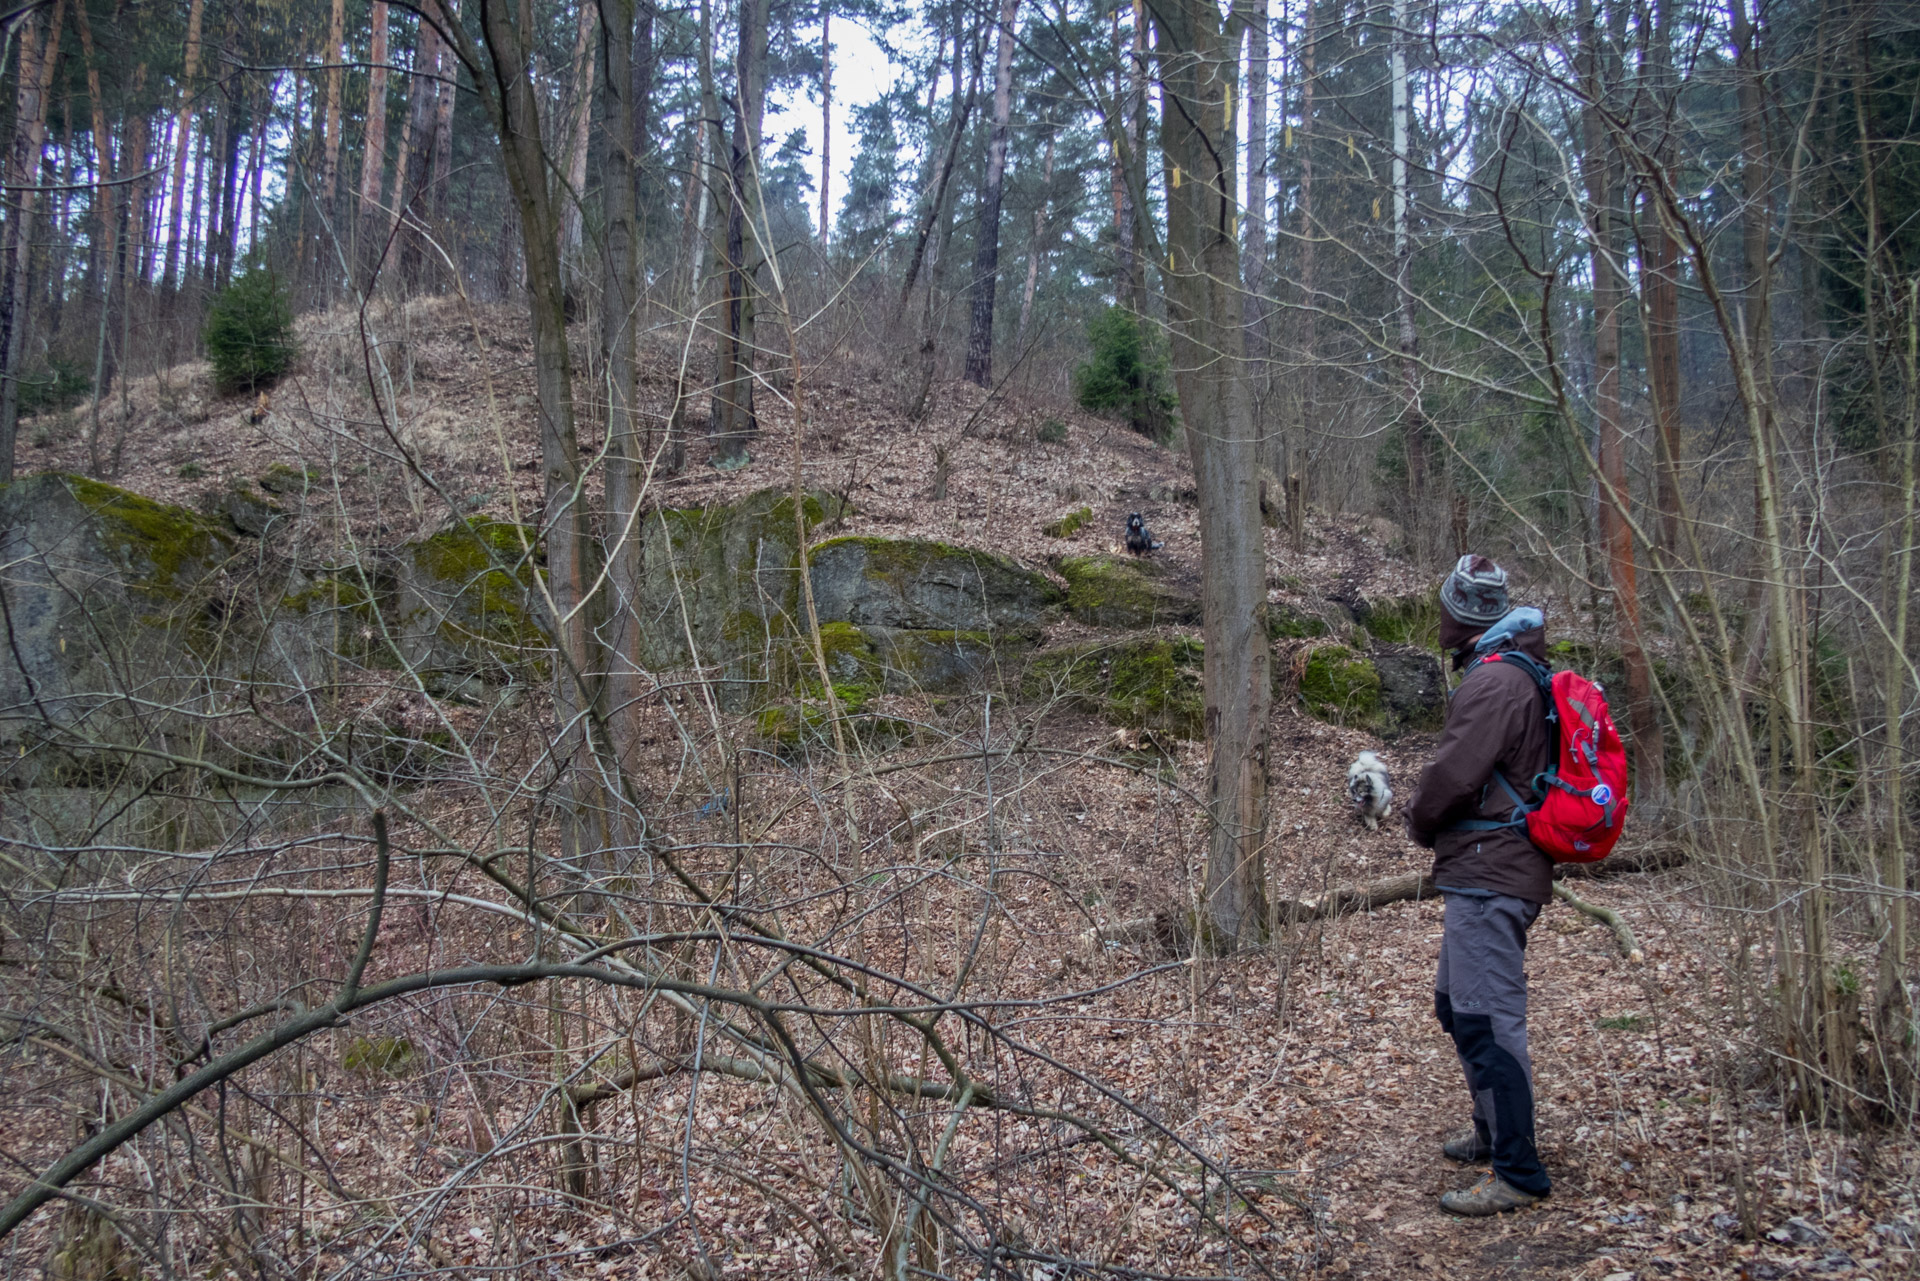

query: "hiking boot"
left=1442, top=1127, right=1491, bottom=1163
left=1440, top=1174, right=1545, bottom=1217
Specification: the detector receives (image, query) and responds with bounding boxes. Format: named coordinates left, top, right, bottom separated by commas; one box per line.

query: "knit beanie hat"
left=1439, top=554, right=1510, bottom=627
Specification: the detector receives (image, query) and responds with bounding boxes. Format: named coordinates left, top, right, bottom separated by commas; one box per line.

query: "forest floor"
left=8, top=298, right=1917, bottom=1279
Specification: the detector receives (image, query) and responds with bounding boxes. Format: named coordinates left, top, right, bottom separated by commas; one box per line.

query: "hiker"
left=1405, top=553, right=1555, bottom=1217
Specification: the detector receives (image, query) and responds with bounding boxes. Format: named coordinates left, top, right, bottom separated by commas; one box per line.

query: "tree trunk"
left=1579, top=0, right=1663, bottom=794
left=398, top=10, right=438, bottom=289
left=320, top=0, right=346, bottom=216
left=162, top=0, right=204, bottom=293
left=123, top=87, right=151, bottom=289
left=894, top=34, right=977, bottom=326
left=1013, top=128, right=1056, bottom=354
left=213, top=92, right=243, bottom=287
left=0, top=0, right=67, bottom=481
left=1292, top=0, right=1318, bottom=504
left=1245, top=0, right=1271, bottom=469
left=359, top=1, right=392, bottom=282
left=962, top=0, right=1018, bottom=387
left=1390, top=0, right=1431, bottom=535
left=1638, top=0, right=1682, bottom=557
left=440, top=0, right=602, bottom=866
left=429, top=8, right=456, bottom=219
left=245, top=86, right=269, bottom=260
left=711, top=0, right=769, bottom=459
left=560, top=0, right=597, bottom=275
left=1152, top=0, right=1271, bottom=951
left=818, top=10, right=830, bottom=248
left=74, top=0, right=117, bottom=312
left=600, top=0, right=646, bottom=773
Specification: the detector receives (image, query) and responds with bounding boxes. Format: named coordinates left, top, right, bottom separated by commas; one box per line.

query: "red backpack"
left=1456, top=650, right=1630, bottom=863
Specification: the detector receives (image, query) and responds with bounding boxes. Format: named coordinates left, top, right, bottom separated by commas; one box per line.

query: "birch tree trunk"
left=1152, top=0, right=1271, bottom=950
left=818, top=11, right=831, bottom=248
left=962, top=0, right=1018, bottom=387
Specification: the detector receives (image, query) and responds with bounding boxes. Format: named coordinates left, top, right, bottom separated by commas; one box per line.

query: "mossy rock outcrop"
left=1354, top=590, right=1440, bottom=648
left=1298, top=644, right=1383, bottom=727
left=630, top=488, right=846, bottom=681
left=1024, top=636, right=1206, bottom=739
left=755, top=623, right=911, bottom=751
left=1267, top=601, right=1332, bottom=640
left=396, top=517, right=546, bottom=685
left=809, top=536, right=1061, bottom=634
left=1056, top=554, right=1200, bottom=629
left=771, top=621, right=1013, bottom=699
left=0, top=474, right=238, bottom=781
left=1295, top=641, right=1444, bottom=737
left=1043, top=506, right=1092, bottom=539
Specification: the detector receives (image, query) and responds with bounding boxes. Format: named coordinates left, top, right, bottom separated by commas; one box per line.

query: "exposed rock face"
left=629, top=488, right=834, bottom=673
left=398, top=518, right=546, bottom=687
left=1373, top=644, right=1447, bottom=735
left=1056, top=554, right=1200, bottom=629
left=0, top=476, right=1451, bottom=768
left=1023, top=637, right=1206, bottom=740
left=808, top=537, right=1061, bottom=634
left=1293, top=639, right=1446, bottom=738
left=0, top=474, right=236, bottom=779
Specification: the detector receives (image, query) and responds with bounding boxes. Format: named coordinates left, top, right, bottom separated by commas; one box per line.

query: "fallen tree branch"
left=1082, top=854, right=1673, bottom=954
left=1553, top=882, right=1645, bottom=962
left=1279, top=873, right=1437, bottom=923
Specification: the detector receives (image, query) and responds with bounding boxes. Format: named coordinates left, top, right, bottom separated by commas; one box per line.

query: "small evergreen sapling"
left=204, top=263, right=299, bottom=394
left=1072, top=306, right=1176, bottom=443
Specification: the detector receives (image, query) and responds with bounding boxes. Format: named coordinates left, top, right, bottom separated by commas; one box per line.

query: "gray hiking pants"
left=1433, top=890, right=1550, bottom=1196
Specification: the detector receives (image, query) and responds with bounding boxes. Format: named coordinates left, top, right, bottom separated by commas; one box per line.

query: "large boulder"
left=395, top=518, right=547, bottom=688
left=809, top=537, right=1062, bottom=634
left=1023, top=636, right=1206, bottom=739
left=629, top=488, right=841, bottom=674
left=0, top=474, right=236, bottom=780
left=1373, top=643, right=1446, bottom=735
left=1056, top=554, right=1200, bottom=629
left=1294, top=640, right=1445, bottom=737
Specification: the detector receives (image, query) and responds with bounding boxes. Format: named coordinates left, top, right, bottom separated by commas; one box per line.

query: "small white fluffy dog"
left=1347, top=751, right=1393, bottom=830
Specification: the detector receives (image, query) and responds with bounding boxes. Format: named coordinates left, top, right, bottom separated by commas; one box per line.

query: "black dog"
left=1124, top=513, right=1163, bottom=555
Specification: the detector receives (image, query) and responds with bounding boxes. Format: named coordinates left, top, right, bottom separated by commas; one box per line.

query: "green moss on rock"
left=61, top=474, right=231, bottom=593
left=1267, top=603, right=1330, bottom=640
left=411, top=519, right=545, bottom=654
left=1056, top=554, right=1200, bottom=629
left=343, top=1035, right=415, bottom=1076
left=1107, top=637, right=1206, bottom=738
left=1023, top=636, right=1206, bottom=739
left=1357, top=590, right=1440, bottom=648
left=1043, top=506, right=1092, bottom=538
left=1299, top=644, right=1382, bottom=726
left=809, top=535, right=1061, bottom=632
left=258, top=462, right=319, bottom=494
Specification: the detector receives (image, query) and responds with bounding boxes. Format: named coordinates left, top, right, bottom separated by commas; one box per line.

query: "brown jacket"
left=1405, top=623, right=1555, bottom=903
